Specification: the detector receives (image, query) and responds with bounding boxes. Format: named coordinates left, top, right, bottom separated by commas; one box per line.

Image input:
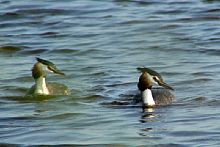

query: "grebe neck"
left=141, top=89, right=155, bottom=107
left=34, top=76, right=49, bottom=95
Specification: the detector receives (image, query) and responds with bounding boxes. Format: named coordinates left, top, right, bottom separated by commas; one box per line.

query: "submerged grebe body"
left=137, top=67, right=174, bottom=107
left=26, top=58, right=70, bottom=96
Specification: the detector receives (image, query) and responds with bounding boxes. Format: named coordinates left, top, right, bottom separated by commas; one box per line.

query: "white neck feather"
left=34, top=76, right=49, bottom=95
left=141, top=89, right=155, bottom=106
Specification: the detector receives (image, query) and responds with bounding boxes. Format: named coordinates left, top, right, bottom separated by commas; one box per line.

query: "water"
left=0, top=0, right=220, bottom=146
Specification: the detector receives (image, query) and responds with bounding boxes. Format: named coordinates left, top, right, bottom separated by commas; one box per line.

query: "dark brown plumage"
left=138, top=72, right=153, bottom=91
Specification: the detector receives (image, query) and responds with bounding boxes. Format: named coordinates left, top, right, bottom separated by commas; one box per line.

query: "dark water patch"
left=8, top=5, right=117, bottom=19
left=208, top=37, right=220, bottom=41
left=48, top=48, right=79, bottom=54
left=202, top=0, right=220, bottom=3
left=0, top=116, right=36, bottom=122
left=40, top=32, right=59, bottom=36
left=0, top=11, right=24, bottom=21
left=0, top=19, right=44, bottom=29
left=205, top=8, right=220, bottom=13
left=177, top=17, right=194, bottom=22
left=199, top=48, right=220, bottom=56
left=0, top=45, right=24, bottom=54
left=114, top=0, right=162, bottom=6
left=178, top=15, right=220, bottom=23
left=1, top=12, right=20, bottom=17
left=0, top=144, right=18, bottom=147
left=17, top=49, right=48, bottom=55
left=142, top=144, right=188, bottom=147
left=118, top=20, right=147, bottom=25
left=140, top=127, right=154, bottom=132
left=196, top=15, right=220, bottom=21
left=0, top=0, right=10, bottom=4
left=159, top=24, right=181, bottom=30
left=28, top=144, right=128, bottom=147
left=156, top=9, right=186, bottom=15
left=40, top=33, right=70, bottom=38
left=170, top=130, right=220, bottom=137
left=168, top=0, right=196, bottom=4
left=13, top=8, right=75, bottom=16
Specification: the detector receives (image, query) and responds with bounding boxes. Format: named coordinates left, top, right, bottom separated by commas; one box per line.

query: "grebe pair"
left=27, top=58, right=174, bottom=107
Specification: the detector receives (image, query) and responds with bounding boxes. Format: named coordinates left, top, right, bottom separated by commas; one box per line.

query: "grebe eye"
left=47, top=66, right=54, bottom=72
left=153, top=76, right=159, bottom=81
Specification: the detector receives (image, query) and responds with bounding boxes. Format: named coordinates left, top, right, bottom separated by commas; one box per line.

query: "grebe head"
left=137, top=67, right=173, bottom=91
left=137, top=67, right=173, bottom=107
left=32, top=57, right=65, bottom=79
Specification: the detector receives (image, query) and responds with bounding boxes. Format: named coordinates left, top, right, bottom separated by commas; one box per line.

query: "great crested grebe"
left=26, top=57, right=70, bottom=96
left=137, top=67, right=174, bottom=107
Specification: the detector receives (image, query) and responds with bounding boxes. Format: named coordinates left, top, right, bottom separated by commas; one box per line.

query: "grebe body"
left=26, top=58, right=70, bottom=96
